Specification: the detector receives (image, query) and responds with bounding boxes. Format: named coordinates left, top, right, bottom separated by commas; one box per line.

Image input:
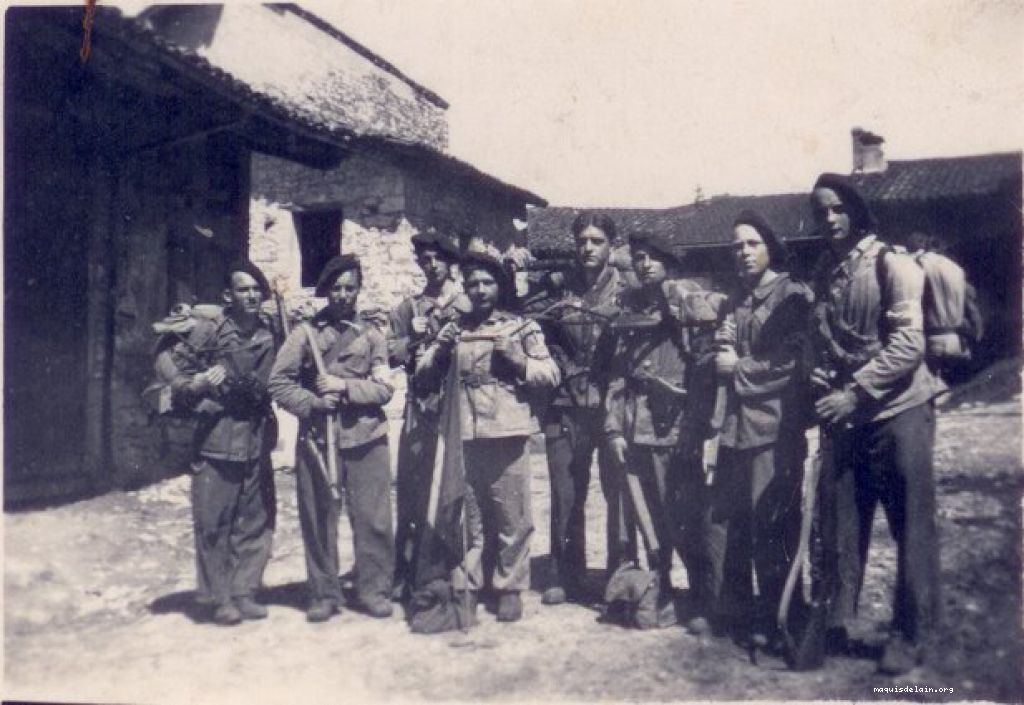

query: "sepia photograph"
left=3, top=1, right=1022, bottom=703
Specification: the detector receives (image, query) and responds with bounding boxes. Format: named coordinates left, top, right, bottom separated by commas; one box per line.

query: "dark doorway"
left=295, top=209, right=342, bottom=288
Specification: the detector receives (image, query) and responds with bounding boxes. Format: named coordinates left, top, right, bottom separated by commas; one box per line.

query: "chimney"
left=851, top=127, right=886, bottom=174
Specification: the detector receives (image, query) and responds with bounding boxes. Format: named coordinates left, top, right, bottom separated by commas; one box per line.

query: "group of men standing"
left=162, top=171, right=942, bottom=677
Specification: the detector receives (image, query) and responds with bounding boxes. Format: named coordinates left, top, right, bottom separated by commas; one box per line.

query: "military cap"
left=411, top=229, right=460, bottom=261
left=225, top=258, right=272, bottom=298
left=811, top=172, right=877, bottom=232
left=314, top=254, right=361, bottom=297
left=732, top=209, right=789, bottom=269
left=628, top=230, right=684, bottom=268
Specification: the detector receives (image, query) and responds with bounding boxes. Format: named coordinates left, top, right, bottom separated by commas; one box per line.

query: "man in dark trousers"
left=388, top=231, right=462, bottom=601
left=167, top=260, right=278, bottom=626
left=269, top=255, right=395, bottom=623
left=808, top=173, right=944, bottom=675
left=538, top=212, right=630, bottom=605
left=603, top=230, right=714, bottom=627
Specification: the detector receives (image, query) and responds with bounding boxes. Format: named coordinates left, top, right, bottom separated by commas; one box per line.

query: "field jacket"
left=269, top=312, right=393, bottom=450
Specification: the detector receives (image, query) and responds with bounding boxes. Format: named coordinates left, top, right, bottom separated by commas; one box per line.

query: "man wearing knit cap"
left=165, top=259, right=279, bottom=625
left=269, top=254, right=396, bottom=622
left=388, top=230, right=463, bottom=601
left=808, top=173, right=943, bottom=675
left=706, top=211, right=812, bottom=644
left=603, top=230, right=715, bottom=628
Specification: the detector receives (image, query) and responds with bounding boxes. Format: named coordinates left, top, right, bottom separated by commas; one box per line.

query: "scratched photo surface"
left=3, top=1, right=1022, bottom=704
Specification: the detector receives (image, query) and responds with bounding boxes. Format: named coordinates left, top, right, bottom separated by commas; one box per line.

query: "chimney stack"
left=851, top=127, right=886, bottom=174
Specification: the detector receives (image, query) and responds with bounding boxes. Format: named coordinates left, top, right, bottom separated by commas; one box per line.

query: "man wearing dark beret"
left=269, top=254, right=396, bottom=622
left=807, top=173, right=943, bottom=674
left=165, top=259, right=279, bottom=625
left=387, top=231, right=463, bottom=601
left=706, top=212, right=812, bottom=644
left=603, top=231, right=715, bottom=628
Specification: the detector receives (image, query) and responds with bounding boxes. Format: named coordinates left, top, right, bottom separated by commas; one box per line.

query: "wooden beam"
left=83, top=152, right=116, bottom=492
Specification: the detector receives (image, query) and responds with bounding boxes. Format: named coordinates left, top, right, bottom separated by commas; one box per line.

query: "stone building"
left=4, top=4, right=543, bottom=505
left=528, top=131, right=1021, bottom=371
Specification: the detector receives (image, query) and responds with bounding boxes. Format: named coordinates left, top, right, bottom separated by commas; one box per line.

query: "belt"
left=460, top=371, right=498, bottom=388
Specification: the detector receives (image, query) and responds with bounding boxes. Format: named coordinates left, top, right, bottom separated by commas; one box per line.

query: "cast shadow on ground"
left=148, top=581, right=308, bottom=624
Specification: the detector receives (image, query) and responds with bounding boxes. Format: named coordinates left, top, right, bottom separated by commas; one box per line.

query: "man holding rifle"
left=603, top=230, right=715, bottom=629
left=166, top=260, right=279, bottom=626
left=388, top=231, right=463, bottom=602
left=269, top=254, right=395, bottom=623
left=536, top=212, right=631, bottom=606
left=807, top=173, right=943, bottom=675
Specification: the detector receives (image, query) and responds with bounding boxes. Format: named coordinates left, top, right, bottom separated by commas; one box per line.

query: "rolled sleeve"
left=520, top=322, right=561, bottom=389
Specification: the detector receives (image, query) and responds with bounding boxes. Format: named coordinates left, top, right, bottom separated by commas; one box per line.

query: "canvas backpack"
left=880, top=246, right=982, bottom=365
left=142, top=303, right=226, bottom=418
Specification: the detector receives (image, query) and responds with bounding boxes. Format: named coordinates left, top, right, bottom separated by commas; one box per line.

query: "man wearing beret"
left=807, top=174, right=943, bottom=675
left=388, top=231, right=463, bottom=601
left=166, top=259, right=279, bottom=625
left=603, top=231, right=715, bottom=627
left=269, top=255, right=396, bottom=622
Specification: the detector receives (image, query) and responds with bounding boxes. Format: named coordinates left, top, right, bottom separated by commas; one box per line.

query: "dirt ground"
left=4, top=371, right=1023, bottom=704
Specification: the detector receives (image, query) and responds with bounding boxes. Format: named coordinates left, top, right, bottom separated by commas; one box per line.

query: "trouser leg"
left=228, top=456, right=276, bottom=599
left=625, top=446, right=675, bottom=581
left=191, top=458, right=243, bottom=606
left=749, top=439, right=803, bottom=629
left=829, top=424, right=876, bottom=630
left=465, top=438, right=534, bottom=592
left=600, top=441, right=638, bottom=574
left=342, top=437, right=396, bottom=604
left=675, top=443, right=715, bottom=610
left=296, top=441, right=343, bottom=604
left=393, top=418, right=436, bottom=592
left=544, top=409, right=595, bottom=590
left=709, top=448, right=754, bottom=622
left=872, top=403, right=940, bottom=650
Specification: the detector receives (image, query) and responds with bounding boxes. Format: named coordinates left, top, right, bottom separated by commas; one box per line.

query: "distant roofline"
left=273, top=3, right=449, bottom=110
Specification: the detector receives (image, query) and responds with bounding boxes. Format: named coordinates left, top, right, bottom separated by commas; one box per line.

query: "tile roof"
left=850, top=152, right=1021, bottom=202
left=530, top=151, right=1022, bottom=256
left=528, top=194, right=815, bottom=257
left=96, top=5, right=545, bottom=207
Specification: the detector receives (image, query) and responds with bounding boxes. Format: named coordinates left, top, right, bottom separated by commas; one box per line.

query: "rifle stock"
left=302, top=323, right=341, bottom=502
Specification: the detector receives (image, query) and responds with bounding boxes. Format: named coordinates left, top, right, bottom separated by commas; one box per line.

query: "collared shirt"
left=169, top=310, right=277, bottom=462
left=269, top=312, right=393, bottom=450
left=416, top=309, right=560, bottom=440
left=541, top=264, right=623, bottom=410
left=387, top=279, right=462, bottom=369
left=812, top=234, right=943, bottom=423
left=719, top=272, right=813, bottom=449
left=604, top=280, right=701, bottom=447
left=388, top=279, right=462, bottom=427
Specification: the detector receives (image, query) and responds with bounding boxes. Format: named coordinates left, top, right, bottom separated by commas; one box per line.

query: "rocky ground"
left=4, top=363, right=1023, bottom=704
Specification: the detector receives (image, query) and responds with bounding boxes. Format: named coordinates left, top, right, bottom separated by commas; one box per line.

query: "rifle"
left=702, top=382, right=729, bottom=486
left=302, top=323, right=342, bottom=503
left=777, top=425, right=831, bottom=670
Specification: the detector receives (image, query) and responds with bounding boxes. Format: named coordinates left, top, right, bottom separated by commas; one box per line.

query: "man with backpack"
left=163, top=260, right=279, bottom=626
left=808, top=173, right=945, bottom=675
